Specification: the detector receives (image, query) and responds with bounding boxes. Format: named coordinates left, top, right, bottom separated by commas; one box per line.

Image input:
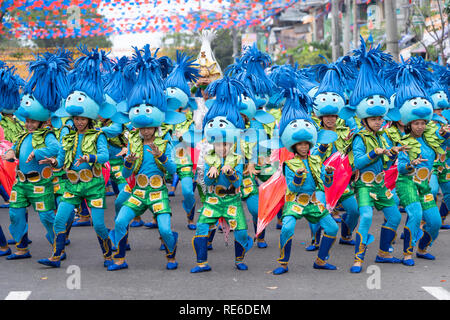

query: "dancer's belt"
left=17, top=167, right=53, bottom=183
left=412, top=167, right=431, bottom=183
left=359, top=171, right=385, bottom=184
left=66, top=167, right=102, bottom=184
left=210, top=185, right=238, bottom=197
left=135, top=174, right=164, bottom=189
left=285, top=192, right=318, bottom=206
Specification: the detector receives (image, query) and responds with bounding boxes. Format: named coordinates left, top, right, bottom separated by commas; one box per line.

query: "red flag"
left=323, top=152, right=352, bottom=211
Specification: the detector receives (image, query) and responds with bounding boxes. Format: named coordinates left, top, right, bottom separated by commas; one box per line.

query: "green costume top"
left=354, top=128, right=391, bottom=168
left=14, top=128, right=53, bottom=158
left=61, top=129, right=105, bottom=171
left=399, top=122, right=445, bottom=161
left=128, top=130, right=169, bottom=174
left=262, top=108, right=281, bottom=138
left=284, top=155, right=325, bottom=194
left=1, top=115, right=25, bottom=143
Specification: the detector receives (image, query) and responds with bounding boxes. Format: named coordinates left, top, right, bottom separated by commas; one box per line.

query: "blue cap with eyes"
left=340, top=36, right=398, bottom=121
left=0, top=65, right=23, bottom=116
left=385, top=56, right=434, bottom=125
left=202, top=77, right=247, bottom=143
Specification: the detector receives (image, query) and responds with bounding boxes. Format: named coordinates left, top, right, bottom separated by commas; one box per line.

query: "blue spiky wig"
left=278, top=70, right=315, bottom=137
left=202, top=77, right=247, bottom=130
left=125, top=44, right=167, bottom=112
left=312, top=60, right=351, bottom=101
left=349, top=36, right=392, bottom=107
left=71, top=45, right=112, bottom=106
left=165, top=51, right=199, bottom=97
left=386, top=56, right=432, bottom=109
left=0, top=65, right=23, bottom=111
left=104, top=56, right=129, bottom=103
left=24, top=48, right=71, bottom=112
left=239, top=43, right=275, bottom=97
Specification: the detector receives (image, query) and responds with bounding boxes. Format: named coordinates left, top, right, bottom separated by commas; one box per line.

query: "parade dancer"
left=37, top=46, right=116, bottom=268
left=164, top=51, right=200, bottom=230
left=225, top=51, right=276, bottom=248
left=387, top=57, right=449, bottom=266
left=260, top=70, right=339, bottom=275
left=107, top=45, right=185, bottom=271
left=340, top=36, right=403, bottom=273
left=4, top=50, right=67, bottom=260
left=426, top=76, right=450, bottom=229
left=189, top=77, right=253, bottom=273
left=310, top=61, right=359, bottom=249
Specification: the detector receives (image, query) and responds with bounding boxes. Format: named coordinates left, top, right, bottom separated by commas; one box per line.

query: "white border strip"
left=422, top=287, right=450, bottom=300
left=4, top=291, right=31, bottom=300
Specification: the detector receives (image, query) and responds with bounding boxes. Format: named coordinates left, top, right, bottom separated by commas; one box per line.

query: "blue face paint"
left=238, top=95, right=257, bottom=119
left=129, top=103, right=166, bottom=128
left=18, top=94, right=52, bottom=122
left=281, top=119, right=318, bottom=152
left=430, top=90, right=449, bottom=110
left=166, top=86, right=189, bottom=110
left=355, top=95, right=390, bottom=119
left=204, top=116, right=240, bottom=143
left=65, top=90, right=101, bottom=120
left=313, top=92, right=345, bottom=117
left=400, top=97, right=434, bottom=124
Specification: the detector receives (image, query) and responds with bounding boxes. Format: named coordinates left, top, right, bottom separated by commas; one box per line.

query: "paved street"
left=0, top=187, right=449, bottom=300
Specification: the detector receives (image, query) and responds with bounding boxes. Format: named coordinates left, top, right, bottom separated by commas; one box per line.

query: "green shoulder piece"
left=128, top=130, right=144, bottom=174
left=239, top=140, right=257, bottom=162
left=385, top=126, right=402, bottom=146
left=62, top=131, right=78, bottom=169
left=1, top=116, right=25, bottom=143
left=400, top=134, right=421, bottom=160
left=423, top=122, right=445, bottom=156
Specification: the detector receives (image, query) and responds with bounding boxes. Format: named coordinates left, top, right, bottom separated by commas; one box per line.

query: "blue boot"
left=191, top=235, right=210, bottom=273
left=339, top=214, right=355, bottom=245
left=107, top=261, right=129, bottom=271
left=273, top=265, right=289, bottom=275
left=401, top=227, right=415, bottom=266
left=350, top=232, right=374, bottom=273
left=313, top=234, right=337, bottom=270
left=168, top=174, right=180, bottom=197
left=37, top=258, right=61, bottom=268
left=207, top=227, right=216, bottom=250
left=417, top=230, right=435, bottom=260
left=306, top=226, right=321, bottom=251
left=0, top=247, right=11, bottom=256
left=375, top=226, right=401, bottom=263
left=234, top=237, right=253, bottom=271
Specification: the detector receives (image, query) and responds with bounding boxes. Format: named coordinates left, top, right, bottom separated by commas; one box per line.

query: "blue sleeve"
left=311, top=143, right=329, bottom=160
left=436, top=130, right=450, bottom=148
left=122, top=145, right=134, bottom=179
left=101, top=122, right=123, bottom=138
left=34, top=133, right=60, bottom=161
left=203, top=163, right=216, bottom=186
left=59, top=127, right=70, bottom=144
left=226, top=163, right=243, bottom=188
left=398, top=151, right=414, bottom=175
left=157, top=142, right=177, bottom=175
left=284, top=165, right=304, bottom=193
left=55, top=146, right=66, bottom=169
left=89, top=133, right=109, bottom=164
left=321, top=165, right=334, bottom=188
left=353, top=135, right=379, bottom=170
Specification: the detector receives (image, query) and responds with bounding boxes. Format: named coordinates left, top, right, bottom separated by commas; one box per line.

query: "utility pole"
left=331, top=0, right=340, bottom=61
left=353, top=0, right=358, bottom=49
left=343, top=0, right=351, bottom=55
left=385, top=0, right=399, bottom=61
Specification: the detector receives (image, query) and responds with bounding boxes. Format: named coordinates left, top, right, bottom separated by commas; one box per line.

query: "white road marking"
left=4, top=291, right=31, bottom=300
left=422, top=287, right=450, bottom=300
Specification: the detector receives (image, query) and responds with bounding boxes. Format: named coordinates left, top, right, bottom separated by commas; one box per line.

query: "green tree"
left=275, top=39, right=332, bottom=66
